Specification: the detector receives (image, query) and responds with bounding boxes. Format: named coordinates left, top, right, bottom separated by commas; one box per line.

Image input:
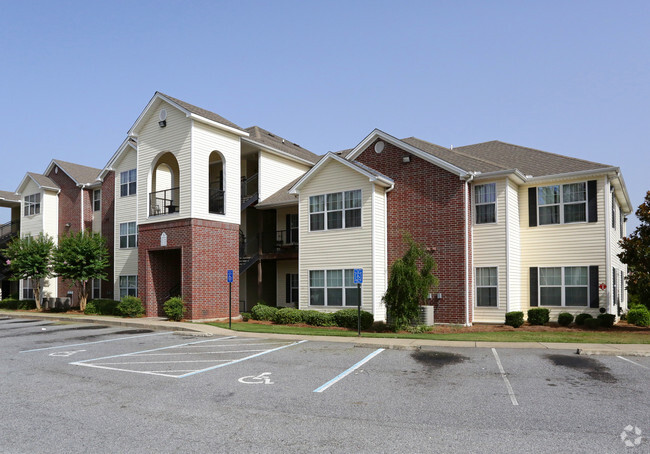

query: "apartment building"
left=0, top=92, right=632, bottom=323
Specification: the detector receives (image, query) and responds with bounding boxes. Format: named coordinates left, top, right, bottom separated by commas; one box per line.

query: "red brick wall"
left=101, top=171, right=115, bottom=299
left=355, top=140, right=472, bottom=324
left=138, top=218, right=239, bottom=320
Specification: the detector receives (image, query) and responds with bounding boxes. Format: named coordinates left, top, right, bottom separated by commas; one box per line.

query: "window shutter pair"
left=529, top=266, right=599, bottom=308
left=528, top=180, right=597, bottom=227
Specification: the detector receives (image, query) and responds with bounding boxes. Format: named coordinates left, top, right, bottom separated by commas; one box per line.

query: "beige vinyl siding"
left=506, top=178, right=521, bottom=312
left=258, top=152, right=310, bottom=202
left=298, top=159, right=381, bottom=317
left=473, top=179, right=507, bottom=323
left=372, top=184, right=387, bottom=321
left=113, top=148, right=139, bottom=298
left=276, top=206, right=298, bottom=231
left=92, top=212, right=101, bottom=233
left=276, top=260, right=298, bottom=308
left=520, top=176, right=607, bottom=319
left=20, top=180, right=45, bottom=239
left=137, top=99, right=192, bottom=225
left=41, top=190, right=59, bottom=242
left=190, top=121, right=241, bottom=225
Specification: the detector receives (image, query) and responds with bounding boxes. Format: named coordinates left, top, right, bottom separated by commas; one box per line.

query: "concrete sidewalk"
left=2, top=310, right=649, bottom=356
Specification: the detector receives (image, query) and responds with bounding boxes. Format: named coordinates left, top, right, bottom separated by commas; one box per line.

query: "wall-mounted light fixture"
left=65, top=223, right=71, bottom=228
left=159, top=109, right=167, bottom=128
left=402, top=156, right=411, bottom=163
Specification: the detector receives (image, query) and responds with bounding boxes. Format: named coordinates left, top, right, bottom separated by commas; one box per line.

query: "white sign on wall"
left=160, top=232, right=167, bottom=247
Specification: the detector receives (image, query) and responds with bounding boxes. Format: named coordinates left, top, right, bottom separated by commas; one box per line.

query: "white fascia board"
left=256, top=199, right=299, bottom=210
left=127, top=92, right=168, bottom=137
left=289, top=152, right=393, bottom=194
left=241, top=137, right=315, bottom=167
left=43, top=160, right=77, bottom=184
left=473, top=169, right=527, bottom=184
left=345, top=129, right=470, bottom=178
left=188, top=114, right=249, bottom=138
left=98, top=139, right=137, bottom=180
left=16, top=174, right=60, bottom=194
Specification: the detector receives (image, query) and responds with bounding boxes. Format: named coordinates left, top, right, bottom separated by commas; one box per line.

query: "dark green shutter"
left=587, top=180, right=597, bottom=223
left=286, top=274, right=291, bottom=303
left=528, top=188, right=537, bottom=227
left=589, top=266, right=599, bottom=308
left=530, top=267, right=538, bottom=306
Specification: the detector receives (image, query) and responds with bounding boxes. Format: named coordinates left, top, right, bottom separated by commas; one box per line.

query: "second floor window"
left=120, top=169, right=137, bottom=197
left=538, top=182, right=586, bottom=225
left=24, top=193, right=41, bottom=216
left=119, top=222, right=137, bottom=248
left=475, top=183, right=496, bottom=224
left=93, top=189, right=101, bottom=212
left=309, top=189, right=362, bottom=231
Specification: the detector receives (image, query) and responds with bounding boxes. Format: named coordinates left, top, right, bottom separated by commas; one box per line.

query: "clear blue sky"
left=1, top=0, right=648, bottom=231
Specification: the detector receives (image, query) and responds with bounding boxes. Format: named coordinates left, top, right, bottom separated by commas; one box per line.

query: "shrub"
left=371, top=321, right=392, bottom=332
left=527, top=308, right=550, bottom=325
left=332, top=308, right=374, bottom=330
left=505, top=311, right=524, bottom=328
left=163, top=297, right=185, bottom=321
left=575, top=313, right=593, bottom=326
left=597, top=313, right=616, bottom=328
left=273, top=307, right=303, bottom=325
left=627, top=306, right=650, bottom=327
left=0, top=299, right=37, bottom=310
left=84, top=299, right=119, bottom=315
left=240, top=312, right=251, bottom=322
left=302, top=310, right=335, bottom=327
left=250, top=303, right=278, bottom=321
left=584, top=318, right=602, bottom=329
left=116, top=296, right=145, bottom=318
left=557, top=312, right=574, bottom=327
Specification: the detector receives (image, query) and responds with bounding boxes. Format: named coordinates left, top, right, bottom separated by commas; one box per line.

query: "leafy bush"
left=627, top=306, right=650, bottom=327
left=240, top=312, right=251, bottom=322
left=250, top=303, right=278, bottom=321
left=557, top=312, right=574, bottom=327
left=527, top=308, right=550, bottom=325
left=597, top=313, right=616, bottom=328
left=505, top=311, right=524, bottom=328
left=332, top=308, right=374, bottom=330
left=163, top=297, right=185, bottom=321
left=575, top=313, right=593, bottom=326
left=84, top=299, right=119, bottom=315
left=584, top=318, right=602, bottom=329
left=116, top=296, right=145, bottom=318
left=0, top=299, right=36, bottom=310
left=273, top=307, right=303, bottom=325
left=302, top=310, right=335, bottom=327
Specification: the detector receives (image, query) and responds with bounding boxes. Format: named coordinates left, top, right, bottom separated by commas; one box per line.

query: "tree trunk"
left=79, top=281, right=88, bottom=312
left=34, top=283, right=42, bottom=311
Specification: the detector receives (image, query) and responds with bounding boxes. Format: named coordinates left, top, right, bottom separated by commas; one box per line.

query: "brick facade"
left=138, top=218, right=239, bottom=320
left=355, top=140, right=472, bottom=324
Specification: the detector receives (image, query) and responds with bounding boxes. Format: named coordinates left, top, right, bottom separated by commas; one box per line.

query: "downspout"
left=79, top=184, right=87, bottom=232
left=464, top=172, right=475, bottom=326
left=505, top=177, right=510, bottom=313
left=604, top=176, right=612, bottom=313
left=371, top=184, right=376, bottom=318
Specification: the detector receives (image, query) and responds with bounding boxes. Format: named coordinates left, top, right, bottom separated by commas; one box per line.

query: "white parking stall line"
left=492, top=348, right=519, bottom=406
left=20, top=331, right=173, bottom=353
left=616, top=356, right=650, bottom=370
left=132, top=349, right=272, bottom=356
left=313, top=348, right=385, bottom=393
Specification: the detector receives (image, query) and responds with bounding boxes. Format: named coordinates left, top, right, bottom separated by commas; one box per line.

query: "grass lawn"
left=207, top=322, right=650, bottom=344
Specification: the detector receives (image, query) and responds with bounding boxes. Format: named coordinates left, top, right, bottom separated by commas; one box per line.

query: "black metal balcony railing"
left=150, top=187, right=180, bottom=217
left=240, top=229, right=298, bottom=258
left=209, top=188, right=225, bottom=214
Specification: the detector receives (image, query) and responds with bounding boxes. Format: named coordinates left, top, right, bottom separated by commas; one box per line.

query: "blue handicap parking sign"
left=227, top=270, right=234, bottom=283
left=353, top=268, right=363, bottom=284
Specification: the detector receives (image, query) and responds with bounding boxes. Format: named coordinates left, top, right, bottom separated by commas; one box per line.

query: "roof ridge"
left=157, top=92, right=245, bottom=132
left=445, top=148, right=510, bottom=172
left=52, top=158, right=101, bottom=171
left=402, top=136, right=450, bottom=151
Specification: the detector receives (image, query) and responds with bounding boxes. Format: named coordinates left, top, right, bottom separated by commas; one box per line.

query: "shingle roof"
left=159, top=92, right=245, bottom=132
left=27, top=172, right=59, bottom=190
left=244, top=126, right=320, bottom=164
left=256, top=177, right=301, bottom=208
left=0, top=190, right=20, bottom=202
left=52, top=160, right=101, bottom=185
left=401, top=137, right=506, bottom=174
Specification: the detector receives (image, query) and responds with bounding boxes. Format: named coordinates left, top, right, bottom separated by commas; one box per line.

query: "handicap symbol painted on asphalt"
left=238, top=372, right=274, bottom=385
left=49, top=350, right=86, bottom=357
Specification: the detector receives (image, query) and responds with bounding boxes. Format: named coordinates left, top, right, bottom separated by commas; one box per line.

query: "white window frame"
left=538, top=182, right=587, bottom=225
left=23, top=193, right=41, bottom=216
left=93, top=189, right=101, bottom=212
left=91, top=278, right=101, bottom=299
left=309, top=189, right=362, bottom=231
left=475, top=267, right=498, bottom=307
left=539, top=266, right=589, bottom=307
left=119, top=275, right=138, bottom=299
left=474, top=183, right=496, bottom=224
left=119, top=222, right=137, bottom=249
left=288, top=273, right=298, bottom=305
left=22, top=279, right=34, bottom=300
left=309, top=269, right=361, bottom=307
left=120, top=169, right=137, bottom=197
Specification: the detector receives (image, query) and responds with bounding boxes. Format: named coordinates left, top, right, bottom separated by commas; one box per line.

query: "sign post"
left=353, top=269, right=363, bottom=336
left=227, top=270, right=234, bottom=329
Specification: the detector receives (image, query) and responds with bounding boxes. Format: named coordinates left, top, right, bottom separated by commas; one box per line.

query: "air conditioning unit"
left=419, top=305, right=434, bottom=325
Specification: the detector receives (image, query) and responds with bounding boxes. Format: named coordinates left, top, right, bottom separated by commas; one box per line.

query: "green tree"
left=383, top=234, right=438, bottom=329
left=4, top=234, right=55, bottom=310
left=619, top=191, right=650, bottom=309
left=52, top=231, right=109, bottom=312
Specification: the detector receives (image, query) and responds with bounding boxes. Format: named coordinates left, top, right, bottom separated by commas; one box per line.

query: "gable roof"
left=98, top=137, right=138, bottom=180
left=0, top=190, right=20, bottom=203
left=256, top=177, right=301, bottom=209
left=45, top=159, right=101, bottom=186
left=160, top=92, right=245, bottom=132
left=243, top=126, right=320, bottom=165
left=17, top=172, right=60, bottom=194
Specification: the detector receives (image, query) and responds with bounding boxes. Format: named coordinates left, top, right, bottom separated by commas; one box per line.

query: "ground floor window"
left=476, top=267, right=498, bottom=307
left=309, top=269, right=360, bottom=306
left=286, top=274, right=298, bottom=304
left=22, top=279, right=34, bottom=300
left=92, top=279, right=101, bottom=300
left=540, top=266, right=588, bottom=306
left=119, top=275, right=138, bottom=299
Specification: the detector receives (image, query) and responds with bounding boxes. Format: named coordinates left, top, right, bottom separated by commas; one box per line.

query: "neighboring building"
left=0, top=92, right=633, bottom=324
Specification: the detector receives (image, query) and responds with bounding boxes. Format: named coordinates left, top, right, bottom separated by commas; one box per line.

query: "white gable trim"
left=98, top=138, right=138, bottom=181
left=43, top=160, right=79, bottom=186
left=16, top=174, right=60, bottom=195
left=241, top=137, right=315, bottom=167
left=289, top=152, right=394, bottom=194
left=345, top=129, right=470, bottom=178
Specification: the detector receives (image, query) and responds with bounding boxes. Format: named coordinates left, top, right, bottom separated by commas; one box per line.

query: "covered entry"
left=148, top=248, right=181, bottom=316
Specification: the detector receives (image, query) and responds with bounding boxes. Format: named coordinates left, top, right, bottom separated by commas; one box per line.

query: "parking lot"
left=1, top=316, right=649, bottom=453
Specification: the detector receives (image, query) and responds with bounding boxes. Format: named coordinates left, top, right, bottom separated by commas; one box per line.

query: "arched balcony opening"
left=150, top=152, right=180, bottom=216
left=209, top=151, right=225, bottom=214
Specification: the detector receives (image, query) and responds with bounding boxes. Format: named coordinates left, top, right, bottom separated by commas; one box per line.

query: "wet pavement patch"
left=113, top=329, right=154, bottom=335
left=7, top=320, right=42, bottom=324
left=546, top=354, right=617, bottom=383
left=411, top=351, right=469, bottom=369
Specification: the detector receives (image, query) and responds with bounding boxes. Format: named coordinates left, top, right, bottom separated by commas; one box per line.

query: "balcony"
left=239, top=229, right=298, bottom=273
left=150, top=187, right=180, bottom=217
